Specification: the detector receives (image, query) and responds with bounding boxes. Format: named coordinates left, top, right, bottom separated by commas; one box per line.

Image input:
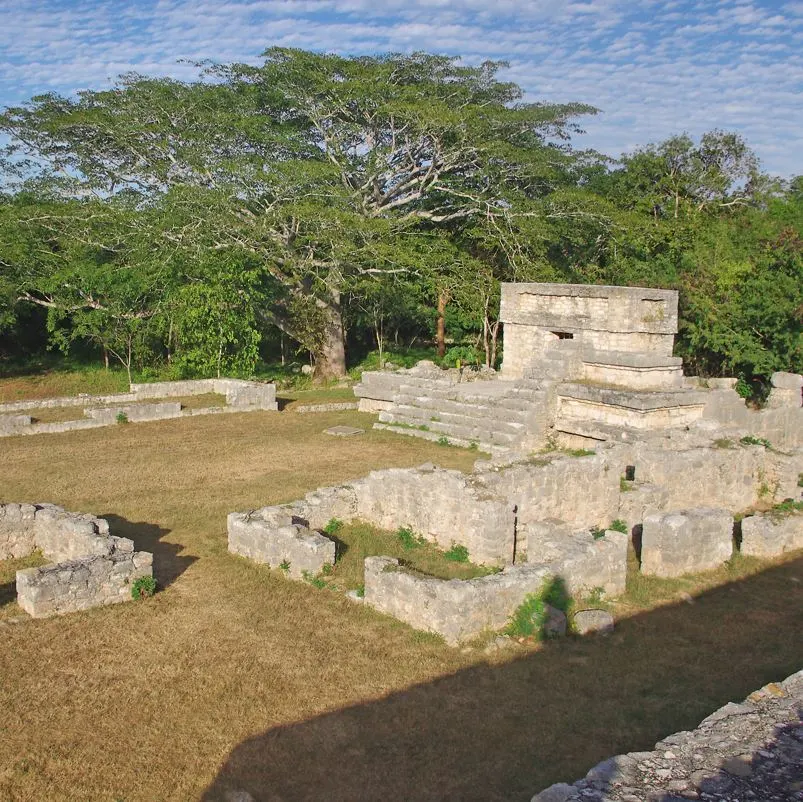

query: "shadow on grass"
left=202, top=555, right=803, bottom=802
left=0, top=579, right=16, bottom=607
left=102, top=514, right=196, bottom=588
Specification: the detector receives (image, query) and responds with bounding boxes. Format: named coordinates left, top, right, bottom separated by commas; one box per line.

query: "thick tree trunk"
left=314, top=290, right=347, bottom=381
left=436, top=289, right=449, bottom=359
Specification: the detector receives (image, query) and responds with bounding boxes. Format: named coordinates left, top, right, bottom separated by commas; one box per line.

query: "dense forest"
left=1, top=48, right=801, bottom=394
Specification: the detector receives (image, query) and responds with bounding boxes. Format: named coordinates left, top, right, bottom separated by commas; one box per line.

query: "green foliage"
left=115, top=411, right=129, bottom=425
left=586, top=587, right=606, bottom=606
left=589, top=526, right=606, bottom=540
left=437, top=436, right=450, bottom=446
left=131, top=576, right=156, bottom=599
left=441, top=345, right=481, bottom=368
left=301, top=570, right=328, bottom=590
left=769, top=498, right=803, bottom=518
left=740, top=435, right=772, bottom=449
left=620, top=477, right=634, bottom=492
left=396, top=527, right=423, bottom=551
left=505, top=593, right=546, bottom=639
left=279, top=560, right=290, bottom=573
left=444, top=543, right=470, bottom=563
left=504, top=577, right=571, bottom=640
left=609, top=519, right=628, bottom=534
left=355, top=584, right=365, bottom=598
left=323, top=518, right=343, bottom=536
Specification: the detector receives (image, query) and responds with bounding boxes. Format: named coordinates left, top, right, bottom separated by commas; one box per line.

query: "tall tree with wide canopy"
left=1, top=48, right=595, bottom=377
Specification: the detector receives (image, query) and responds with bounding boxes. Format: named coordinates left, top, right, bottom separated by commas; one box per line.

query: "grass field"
left=0, top=400, right=801, bottom=801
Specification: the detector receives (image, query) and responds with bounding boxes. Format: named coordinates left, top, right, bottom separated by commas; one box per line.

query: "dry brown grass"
left=0, top=408, right=801, bottom=802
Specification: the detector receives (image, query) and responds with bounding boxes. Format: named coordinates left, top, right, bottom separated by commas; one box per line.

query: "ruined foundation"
left=0, top=503, right=153, bottom=617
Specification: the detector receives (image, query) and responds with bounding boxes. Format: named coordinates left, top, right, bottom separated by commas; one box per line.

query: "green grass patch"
left=321, top=522, right=497, bottom=592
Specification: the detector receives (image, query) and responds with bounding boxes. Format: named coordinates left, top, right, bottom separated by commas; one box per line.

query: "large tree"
left=2, top=49, right=595, bottom=377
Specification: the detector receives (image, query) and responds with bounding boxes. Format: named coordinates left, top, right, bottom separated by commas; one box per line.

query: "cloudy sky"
left=1, top=0, right=801, bottom=176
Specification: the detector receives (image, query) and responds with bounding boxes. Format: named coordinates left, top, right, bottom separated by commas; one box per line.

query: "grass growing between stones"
left=0, top=405, right=801, bottom=801
left=318, top=521, right=498, bottom=592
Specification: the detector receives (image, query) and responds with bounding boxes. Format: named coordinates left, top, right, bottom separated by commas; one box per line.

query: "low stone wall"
left=85, top=402, right=182, bottom=424
left=0, top=502, right=153, bottom=618
left=532, top=668, right=803, bottom=802
left=227, top=508, right=336, bottom=579
left=741, top=511, right=803, bottom=558
left=17, top=546, right=153, bottom=618
left=129, top=378, right=278, bottom=410
left=364, top=528, right=627, bottom=645
left=0, top=377, right=278, bottom=439
left=0, top=414, right=32, bottom=434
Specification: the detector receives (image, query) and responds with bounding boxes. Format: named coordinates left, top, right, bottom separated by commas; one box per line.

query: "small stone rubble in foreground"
left=532, top=669, right=803, bottom=802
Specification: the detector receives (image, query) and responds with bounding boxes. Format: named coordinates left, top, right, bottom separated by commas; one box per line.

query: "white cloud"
left=0, top=0, right=800, bottom=175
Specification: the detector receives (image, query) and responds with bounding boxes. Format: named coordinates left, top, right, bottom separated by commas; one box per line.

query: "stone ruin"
left=228, top=433, right=802, bottom=644
left=0, top=377, right=278, bottom=438
left=0, top=503, right=153, bottom=617
left=230, top=281, right=802, bottom=645
left=356, top=282, right=802, bottom=453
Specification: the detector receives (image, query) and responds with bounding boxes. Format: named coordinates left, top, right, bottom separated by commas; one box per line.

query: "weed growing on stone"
left=740, top=434, right=772, bottom=449
left=397, top=527, right=424, bottom=551
left=355, top=584, right=364, bottom=598
left=279, top=560, right=290, bottom=573
left=323, top=518, right=343, bottom=536
left=769, top=499, right=803, bottom=519
left=116, top=411, right=129, bottom=425
left=444, top=543, right=469, bottom=562
left=131, top=576, right=156, bottom=599
left=609, top=519, right=628, bottom=534
left=505, top=593, right=546, bottom=639
left=437, top=436, right=450, bottom=446
left=589, top=526, right=606, bottom=540
left=468, top=441, right=479, bottom=451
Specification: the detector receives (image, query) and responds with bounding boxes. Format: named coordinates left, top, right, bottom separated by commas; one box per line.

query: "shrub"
left=505, top=593, right=546, bottom=639
left=115, top=411, right=129, bottom=425
left=441, top=345, right=481, bottom=368
left=355, top=584, right=365, bottom=598
left=444, top=543, right=469, bottom=562
left=279, top=560, right=290, bottom=572
left=437, top=436, right=450, bottom=446
left=323, top=518, right=343, bottom=536
left=131, top=575, right=156, bottom=599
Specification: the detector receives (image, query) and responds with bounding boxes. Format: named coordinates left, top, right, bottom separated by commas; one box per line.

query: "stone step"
left=391, top=395, right=529, bottom=424
left=384, top=403, right=526, bottom=434
left=373, top=422, right=509, bottom=455
left=378, top=410, right=522, bottom=442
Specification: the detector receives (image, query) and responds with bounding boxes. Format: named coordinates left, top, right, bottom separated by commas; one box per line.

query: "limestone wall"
left=227, top=508, right=336, bottom=579
left=86, top=402, right=182, bottom=424
left=500, top=283, right=679, bottom=379
left=0, top=502, right=154, bottom=618
left=363, top=528, right=627, bottom=645
left=16, top=546, right=153, bottom=618
left=478, top=453, right=620, bottom=539
left=740, top=512, right=803, bottom=558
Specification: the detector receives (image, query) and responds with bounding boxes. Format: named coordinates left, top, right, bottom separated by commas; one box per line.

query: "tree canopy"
left=1, top=48, right=800, bottom=388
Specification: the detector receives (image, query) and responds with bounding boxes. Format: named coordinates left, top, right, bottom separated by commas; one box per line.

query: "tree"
left=2, top=49, right=596, bottom=378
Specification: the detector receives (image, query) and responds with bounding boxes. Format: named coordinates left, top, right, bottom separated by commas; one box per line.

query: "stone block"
left=740, top=513, right=803, bottom=558
left=573, top=609, right=614, bottom=635
left=0, top=503, right=37, bottom=558
left=227, top=510, right=335, bottom=579
left=641, top=507, right=734, bottom=578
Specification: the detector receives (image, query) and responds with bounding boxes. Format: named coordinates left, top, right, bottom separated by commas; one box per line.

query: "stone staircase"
left=372, top=375, right=553, bottom=453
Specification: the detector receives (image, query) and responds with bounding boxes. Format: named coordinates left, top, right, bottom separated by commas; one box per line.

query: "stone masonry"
left=740, top=511, right=803, bottom=558
left=227, top=507, right=336, bottom=579
left=355, top=282, right=803, bottom=453
left=0, top=502, right=153, bottom=617
left=640, top=507, right=734, bottom=578
left=0, top=377, right=278, bottom=438
left=532, top=668, right=803, bottom=802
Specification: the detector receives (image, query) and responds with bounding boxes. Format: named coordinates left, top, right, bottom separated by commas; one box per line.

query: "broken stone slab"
left=573, top=609, right=614, bottom=635
left=641, top=507, right=733, bottom=578
left=323, top=425, right=365, bottom=437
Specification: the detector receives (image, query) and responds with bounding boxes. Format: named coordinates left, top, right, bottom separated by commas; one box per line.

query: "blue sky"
left=1, top=0, right=801, bottom=176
